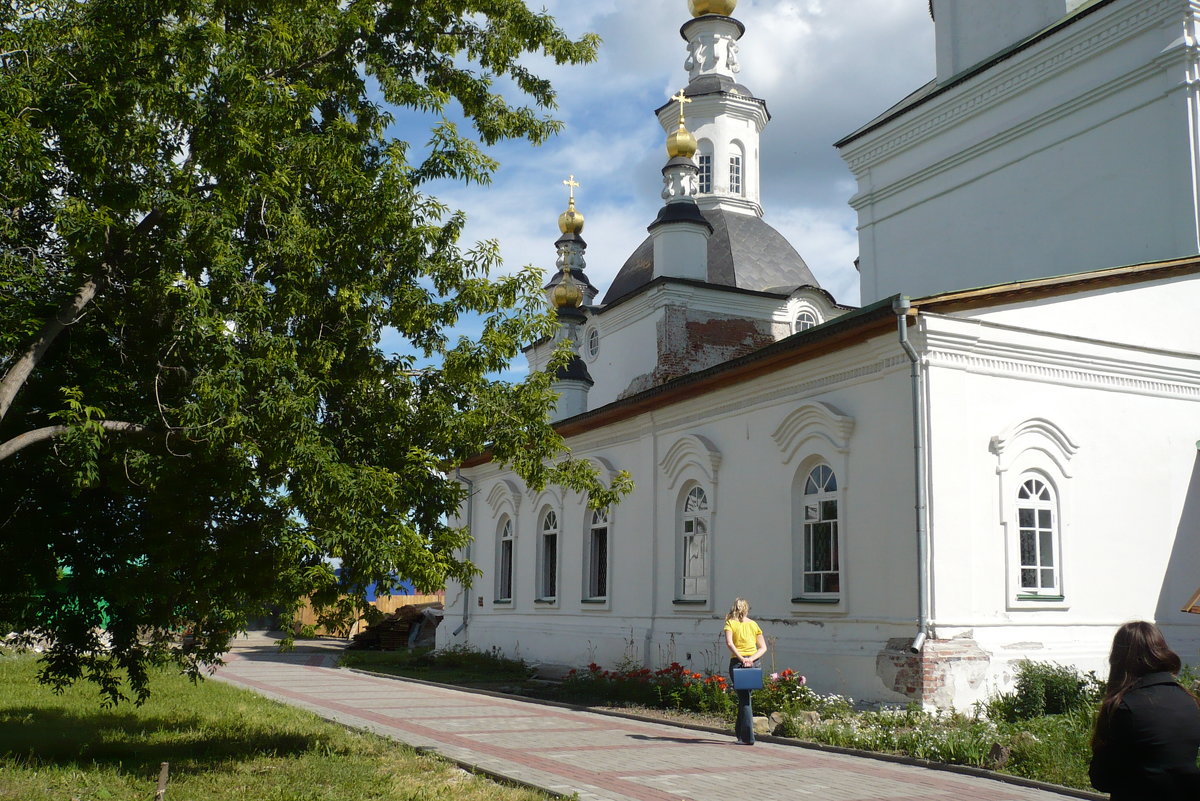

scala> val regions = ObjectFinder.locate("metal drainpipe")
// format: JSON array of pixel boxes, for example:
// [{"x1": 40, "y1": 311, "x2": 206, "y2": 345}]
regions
[
  {"x1": 893, "y1": 296, "x2": 930, "y2": 654},
  {"x1": 452, "y1": 469, "x2": 474, "y2": 637}
]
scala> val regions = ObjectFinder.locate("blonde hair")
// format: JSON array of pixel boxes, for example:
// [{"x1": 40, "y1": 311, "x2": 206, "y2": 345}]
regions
[{"x1": 726, "y1": 598, "x2": 750, "y2": 622}]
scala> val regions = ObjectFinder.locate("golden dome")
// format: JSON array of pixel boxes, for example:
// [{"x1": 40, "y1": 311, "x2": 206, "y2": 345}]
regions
[
  {"x1": 688, "y1": 0, "x2": 736, "y2": 17},
  {"x1": 666, "y1": 123, "x2": 698, "y2": 159},
  {"x1": 550, "y1": 274, "x2": 584, "y2": 308},
  {"x1": 558, "y1": 199, "x2": 585, "y2": 234}
]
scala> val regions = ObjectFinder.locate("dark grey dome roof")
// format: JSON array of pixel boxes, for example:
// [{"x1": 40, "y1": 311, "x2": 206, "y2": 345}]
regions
[{"x1": 600, "y1": 208, "x2": 818, "y2": 304}]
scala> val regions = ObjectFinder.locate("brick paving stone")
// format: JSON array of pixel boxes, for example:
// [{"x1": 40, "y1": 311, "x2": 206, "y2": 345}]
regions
[{"x1": 214, "y1": 648, "x2": 1098, "y2": 801}]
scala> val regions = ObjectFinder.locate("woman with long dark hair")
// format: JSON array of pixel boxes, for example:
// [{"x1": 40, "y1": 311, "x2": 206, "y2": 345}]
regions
[{"x1": 1090, "y1": 621, "x2": 1200, "y2": 799}]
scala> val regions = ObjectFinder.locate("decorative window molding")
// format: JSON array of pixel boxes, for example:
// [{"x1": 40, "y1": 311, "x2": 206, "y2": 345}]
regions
[
  {"x1": 772, "y1": 402, "x2": 855, "y2": 465},
  {"x1": 486, "y1": 479, "x2": 522, "y2": 518},
  {"x1": 659, "y1": 434, "x2": 722, "y2": 489},
  {"x1": 993, "y1": 417, "x2": 1076, "y2": 608},
  {"x1": 990, "y1": 417, "x2": 1080, "y2": 478}
]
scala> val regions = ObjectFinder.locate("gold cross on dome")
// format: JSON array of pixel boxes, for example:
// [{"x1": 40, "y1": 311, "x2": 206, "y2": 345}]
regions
[
  {"x1": 671, "y1": 88, "x2": 692, "y2": 124},
  {"x1": 563, "y1": 174, "x2": 580, "y2": 204}
]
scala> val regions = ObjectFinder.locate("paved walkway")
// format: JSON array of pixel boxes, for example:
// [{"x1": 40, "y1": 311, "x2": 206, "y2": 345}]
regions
[{"x1": 215, "y1": 640, "x2": 1099, "y2": 801}]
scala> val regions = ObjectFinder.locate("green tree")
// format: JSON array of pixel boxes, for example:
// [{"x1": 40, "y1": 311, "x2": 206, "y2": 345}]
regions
[{"x1": 0, "y1": 0, "x2": 629, "y2": 704}]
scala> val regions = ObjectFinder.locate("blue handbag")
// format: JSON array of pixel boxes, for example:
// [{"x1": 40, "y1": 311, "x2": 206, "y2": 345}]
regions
[{"x1": 731, "y1": 666, "x2": 763, "y2": 690}]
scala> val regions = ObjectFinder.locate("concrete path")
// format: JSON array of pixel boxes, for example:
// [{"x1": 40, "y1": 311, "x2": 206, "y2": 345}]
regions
[{"x1": 215, "y1": 640, "x2": 1099, "y2": 801}]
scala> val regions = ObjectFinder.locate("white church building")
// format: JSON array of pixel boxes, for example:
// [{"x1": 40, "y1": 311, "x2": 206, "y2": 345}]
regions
[{"x1": 438, "y1": 0, "x2": 1200, "y2": 707}]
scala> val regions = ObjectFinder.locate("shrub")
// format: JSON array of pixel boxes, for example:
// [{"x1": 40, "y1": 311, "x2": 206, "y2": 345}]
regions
[{"x1": 986, "y1": 660, "x2": 1097, "y2": 722}]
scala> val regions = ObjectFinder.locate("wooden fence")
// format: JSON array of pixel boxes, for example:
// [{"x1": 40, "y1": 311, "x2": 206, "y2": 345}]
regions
[{"x1": 294, "y1": 592, "x2": 445, "y2": 637}]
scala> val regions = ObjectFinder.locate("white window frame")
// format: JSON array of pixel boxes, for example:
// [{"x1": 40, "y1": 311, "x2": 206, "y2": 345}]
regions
[
  {"x1": 1016, "y1": 475, "x2": 1060, "y2": 597},
  {"x1": 585, "y1": 326, "x2": 600, "y2": 360},
  {"x1": 697, "y1": 152, "x2": 713, "y2": 194},
  {"x1": 793, "y1": 309, "x2": 819, "y2": 333},
  {"x1": 536, "y1": 508, "x2": 559, "y2": 603},
  {"x1": 584, "y1": 508, "x2": 610, "y2": 603},
  {"x1": 797, "y1": 463, "x2": 841, "y2": 601},
  {"x1": 678, "y1": 484, "x2": 710, "y2": 601},
  {"x1": 728, "y1": 153, "x2": 743, "y2": 195},
  {"x1": 495, "y1": 516, "x2": 514, "y2": 603}
]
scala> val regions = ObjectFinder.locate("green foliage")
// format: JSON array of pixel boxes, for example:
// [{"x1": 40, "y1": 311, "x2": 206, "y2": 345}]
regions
[
  {"x1": 996, "y1": 705, "x2": 1095, "y2": 790},
  {"x1": 0, "y1": 0, "x2": 629, "y2": 705},
  {"x1": 984, "y1": 660, "x2": 1100, "y2": 722}
]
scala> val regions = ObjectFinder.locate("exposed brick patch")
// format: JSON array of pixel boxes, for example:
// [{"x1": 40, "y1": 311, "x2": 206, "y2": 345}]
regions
[
  {"x1": 620, "y1": 305, "x2": 777, "y2": 398},
  {"x1": 876, "y1": 636, "x2": 991, "y2": 707}
]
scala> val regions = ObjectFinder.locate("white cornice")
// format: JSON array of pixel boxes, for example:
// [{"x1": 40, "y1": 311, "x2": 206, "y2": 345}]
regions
[
  {"x1": 923, "y1": 316, "x2": 1200, "y2": 400},
  {"x1": 841, "y1": 0, "x2": 1174, "y2": 173}
]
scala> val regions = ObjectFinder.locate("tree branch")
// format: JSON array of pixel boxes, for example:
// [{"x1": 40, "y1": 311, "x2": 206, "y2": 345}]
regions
[
  {"x1": 0, "y1": 421, "x2": 152, "y2": 462},
  {"x1": 0, "y1": 208, "x2": 163, "y2": 425}
]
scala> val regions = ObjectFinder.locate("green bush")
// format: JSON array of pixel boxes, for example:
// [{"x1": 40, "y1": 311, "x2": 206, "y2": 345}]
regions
[{"x1": 986, "y1": 660, "x2": 1099, "y2": 722}]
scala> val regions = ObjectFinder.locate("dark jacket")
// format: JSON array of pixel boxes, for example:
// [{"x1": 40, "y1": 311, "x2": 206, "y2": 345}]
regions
[{"x1": 1089, "y1": 672, "x2": 1200, "y2": 800}]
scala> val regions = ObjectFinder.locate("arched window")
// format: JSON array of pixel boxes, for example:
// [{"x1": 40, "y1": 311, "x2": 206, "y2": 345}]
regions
[
  {"x1": 793, "y1": 310, "x2": 818, "y2": 333},
  {"x1": 586, "y1": 508, "x2": 609, "y2": 600},
  {"x1": 496, "y1": 517, "x2": 514, "y2": 602},
  {"x1": 680, "y1": 486, "x2": 710, "y2": 599},
  {"x1": 728, "y1": 153, "x2": 743, "y2": 195},
  {"x1": 1017, "y1": 476, "x2": 1059, "y2": 595},
  {"x1": 800, "y1": 464, "x2": 840, "y2": 597},
  {"x1": 537, "y1": 509, "x2": 559, "y2": 600}
]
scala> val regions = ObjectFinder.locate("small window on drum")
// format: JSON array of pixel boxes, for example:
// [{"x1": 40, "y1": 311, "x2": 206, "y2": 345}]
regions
[
  {"x1": 586, "y1": 327, "x2": 599, "y2": 359},
  {"x1": 794, "y1": 310, "x2": 819, "y2": 333}
]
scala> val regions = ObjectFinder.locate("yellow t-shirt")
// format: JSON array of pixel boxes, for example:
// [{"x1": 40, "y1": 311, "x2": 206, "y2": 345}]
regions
[{"x1": 723, "y1": 618, "x2": 762, "y2": 657}]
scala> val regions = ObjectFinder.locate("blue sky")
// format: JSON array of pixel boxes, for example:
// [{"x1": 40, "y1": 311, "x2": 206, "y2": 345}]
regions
[{"x1": 379, "y1": 1, "x2": 936, "y2": 375}]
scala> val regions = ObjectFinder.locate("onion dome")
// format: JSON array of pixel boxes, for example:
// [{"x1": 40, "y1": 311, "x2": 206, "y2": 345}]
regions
[
  {"x1": 666, "y1": 122, "x2": 698, "y2": 158},
  {"x1": 688, "y1": 0, "x2": 736, "y2": 16},
  {"x1": 558, "y1": 198, "x2": 585, "y2": 235},
  {"x1": 550, "y1": 269, "x2": 584, "y2": 309}
]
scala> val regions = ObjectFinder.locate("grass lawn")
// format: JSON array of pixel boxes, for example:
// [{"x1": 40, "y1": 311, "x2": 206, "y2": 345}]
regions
[{"x1": 0, "y1": 652, "x2": 553, "y2": 801}]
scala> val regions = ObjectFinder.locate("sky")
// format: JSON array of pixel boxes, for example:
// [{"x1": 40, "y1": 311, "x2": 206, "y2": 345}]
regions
[{"x1": 380, "y1": 0, "x2": 937, "y2": 367}]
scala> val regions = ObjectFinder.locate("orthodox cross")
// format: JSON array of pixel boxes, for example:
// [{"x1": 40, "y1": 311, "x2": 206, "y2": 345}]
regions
[
  {"x1": 563, "y1": 174, "x2": 580, "y2": 204},
  {"x1": 671, "y1": 88, "x2": 692, "y2": 124}
]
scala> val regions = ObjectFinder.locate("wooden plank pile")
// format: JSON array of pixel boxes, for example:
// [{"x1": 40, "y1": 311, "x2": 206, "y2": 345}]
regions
[{"x1": 348, "y1": 601, "x2": 444, "y2": 651}]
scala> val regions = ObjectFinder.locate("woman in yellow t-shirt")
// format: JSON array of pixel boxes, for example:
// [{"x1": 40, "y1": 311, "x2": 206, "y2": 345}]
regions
[{"x1": 723, "y1": 597, "x2": 767, "y2": 745}]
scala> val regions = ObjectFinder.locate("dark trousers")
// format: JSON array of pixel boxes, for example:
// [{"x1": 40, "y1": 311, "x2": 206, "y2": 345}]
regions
[{"x1": 729, "y1": 657, "x2": 759, "y2": 744}]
